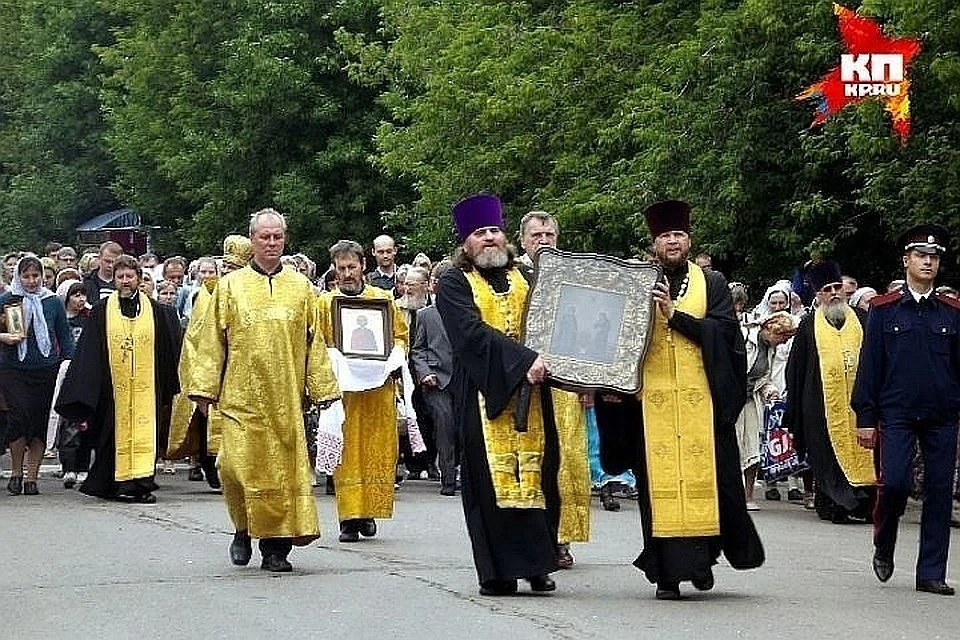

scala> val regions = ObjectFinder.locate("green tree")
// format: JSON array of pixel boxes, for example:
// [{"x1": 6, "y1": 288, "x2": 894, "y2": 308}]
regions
[
  {"x1": 100, "y1": 0, "x2": 410, "y2": 260},
  {"x1": 0, "y1": 0, "x2": 120, "y2": 253}
]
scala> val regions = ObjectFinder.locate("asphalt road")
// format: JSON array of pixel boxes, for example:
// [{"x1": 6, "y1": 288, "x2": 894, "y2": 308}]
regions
[{"x1": 2, "y1": 468, "x2": 959, "y2": 640}]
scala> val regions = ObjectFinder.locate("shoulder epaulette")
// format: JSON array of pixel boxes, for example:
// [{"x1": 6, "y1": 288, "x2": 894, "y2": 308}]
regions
[
  {"x1": 936, "y1": 292, "x2": 960, "y2": 311},
  {"x1": 870, "y1": 290, "x2": 902, "y2": 308}
]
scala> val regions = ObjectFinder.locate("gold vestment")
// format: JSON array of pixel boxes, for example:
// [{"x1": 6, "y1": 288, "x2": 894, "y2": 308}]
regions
[
  {"x1": 465, "y1": 268, "x2": 546, "y2": 509},
  {"x1": 814, "y1": 306, "x2": 875, "y2": 486},
  {"x1": 552, "y1": 388, "x2": 591, "y2": 543},
  {"x1": 318, "y1": 286, "x2": 408, "y2": 521},
  {"x1": 168, "y1": 284, "x2": 216, "y2": 458},
  {"x1": 641, "y1": 262, "x2": 720, "y2": 537},
  {"x1": 189, "y1": 266, "x2": 339, "y2": 544},
  {"x1": 105, "y1": 292, "x2": 157, "y2": 482}
]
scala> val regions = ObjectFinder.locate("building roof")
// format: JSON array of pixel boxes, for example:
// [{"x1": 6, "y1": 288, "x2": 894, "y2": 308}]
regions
[{"x1": 76, "y1": 208, "x2": 140, "y2": 232}]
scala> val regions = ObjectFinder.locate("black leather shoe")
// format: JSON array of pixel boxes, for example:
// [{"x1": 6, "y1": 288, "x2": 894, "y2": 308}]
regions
[
  {"x1": 261, "y1": 554, "x2": 293, "y2": 573},
  {"x1": 134, "y1": 493, "x2": 156, "y2": 504},
  {"x1": 764, "y1": 487, "x2": 781, "y2": 501},
  {"x1": 440, "y1": 486, "x2": 456, "y2": 496},
  {"x1": 7, "y1": 476, "x2": 23, "y2": 496},
  {"x1": 339, "y1": 521, "x2": 360, "y2": 542},
  {"x1": 22, "y1": 480, "x2": 39, "y2": 495},
  {"x1": 230, "y1": 531, "x2": 252, "y2": 566},
  {"x1": 692, "y1": 570, "x2": 714, "y2": 591},
  {"x1": 916, "y1": 580, "x2": 955, "y2": 595},
  {"x1": 479, "y1": 579, "x2": 518, "y2": 596},
  {"x1": 187, "y1": 467, "x2": 204, "y2": 481},
  {"x1": 325, "y1": 475, "x2": 335, "y2": 495},
  {"x1": 359, "y1": 518, "x2": 377, "y2": 538},
  {"x1": 527, "y1": 574, "x2": 556, "y2": 592},
  {"x1": 600, "y1": 485, "x2": 620, "y2": 512},
  {"x1": 656, "y1": 582, "x2": 681, "y2": 600},
  {"x1": 872, "y1": 551, "x2": 894, "y2": 583}
]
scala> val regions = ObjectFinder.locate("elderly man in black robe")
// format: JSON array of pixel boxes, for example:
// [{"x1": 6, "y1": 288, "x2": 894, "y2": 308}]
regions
[
  {"x1": 436, "y1": 193, "x2": 560, "y2": 596},
  {"x1": 595, "y1": 200, "x2": 764, "y2": 600},
  {"x1": 783, "y1": 260, "x2": 875, "y2": 524}
]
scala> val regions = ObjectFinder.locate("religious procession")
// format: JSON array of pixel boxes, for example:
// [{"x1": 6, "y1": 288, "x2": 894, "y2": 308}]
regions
[{"x1": 1, "y1": 195, "x2": 958, "y2": 604}]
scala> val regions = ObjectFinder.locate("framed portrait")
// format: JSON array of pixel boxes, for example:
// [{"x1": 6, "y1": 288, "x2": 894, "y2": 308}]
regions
[
  {"x1": 522, "y1": 247, "x2": 661, "y2": 394},
  {"x1": 3, "y1": 302, "x2": 26, "y2": 339},
  {"x1": 333, "y1": 296, "x2": 393, "y2": 360}
]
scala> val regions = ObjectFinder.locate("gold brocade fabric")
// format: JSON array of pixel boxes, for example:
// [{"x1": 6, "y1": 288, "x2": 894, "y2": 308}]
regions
[
  {"x1": 814, "y1": 306, "x2": 875, "y2": 486},
  {"x1": 188, "y1": 266, "x2": 339, "y2": 543},
  {"x1": 641, "y1": 262, "x2": 720, "y2": 538},
  {"x1": 552, "y1": 388, "x2": 591, "y2": 543},
  {"x1": 168, "y1": 285, "x2": 214, "y2": 458},
  {"x1": 105, "y1": 292, "x2": 157, "y2": 482},
  {"x1": 317, "y1": 286, "x2": 409, "y2": 521},
  {"x1": 465, "y1": 268, "x2": 546, "y2": 509}
]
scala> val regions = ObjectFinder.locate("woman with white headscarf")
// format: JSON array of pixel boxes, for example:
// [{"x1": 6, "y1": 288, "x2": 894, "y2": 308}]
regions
[{"x1": 0, "y1": 255, "x2": 74, "y2": 495}]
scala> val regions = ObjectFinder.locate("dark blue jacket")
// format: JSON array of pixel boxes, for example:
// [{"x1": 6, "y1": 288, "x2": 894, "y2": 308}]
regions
[
  {"x1": 852, "y1": 287, "x2": 960, "y2": 427},
  {"x1": 0, "y1": 291, "x2": 74, "y2": 370}
]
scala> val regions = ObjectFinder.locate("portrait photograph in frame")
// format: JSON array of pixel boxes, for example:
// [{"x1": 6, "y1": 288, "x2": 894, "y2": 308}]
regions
[
  {"x1": 333, "y1": 296, "x2": 392, "y2": 360},
  {"x1": 522, "y1": 247, "x2": 661, "y2": 394},
  {"x1": 3, "y1": 301, "x2": 26, "y2": 339}
]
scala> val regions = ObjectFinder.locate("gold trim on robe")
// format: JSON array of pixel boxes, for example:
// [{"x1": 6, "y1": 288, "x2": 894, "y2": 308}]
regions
[
  {"x1": 641, "y1": 262, "x2": 720, "y2": 537},
  {"x1": 553, "y1": 388, "x2": 591, "y2": 543},
  {"x1": 465, "y1": 268, "x2": 546, "y2": 509},
  {"x1": 106, "y1": 292, "x2": 157, "y2": 482},
  {"x1": 814, "y1": 306, "x2": 875, "y2": 487},
  {"x1": 318, "y1": 286, "x2": 409, "y2": 521}
]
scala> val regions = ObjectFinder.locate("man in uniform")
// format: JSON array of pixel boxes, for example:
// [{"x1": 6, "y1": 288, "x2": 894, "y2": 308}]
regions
[
  {"x1": 189, "y1": 209, "x2": 340, "y2": 572},
  {"x1": 783, "y1": 260, "x2": 875, "y2": 523},
  {"x1": 436, "y1": 193, "x2": 559, "y2": 596},
  {"x1": 853, "y1": 224, "x2": 960, "y2": 596},
  {"x1": 595, "y1": 200, "x2": 764, "y2": 600},
  {"x1": 318, "y1": 240, "x2": 408, "y2": 543}
]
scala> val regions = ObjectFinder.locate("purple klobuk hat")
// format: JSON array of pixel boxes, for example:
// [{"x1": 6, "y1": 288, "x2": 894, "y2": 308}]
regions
[{"x1": 452, "y1": 193, "x2": 505, "y2": 243}]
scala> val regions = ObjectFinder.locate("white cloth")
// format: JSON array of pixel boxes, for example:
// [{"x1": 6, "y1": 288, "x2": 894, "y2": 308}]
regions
[
  {"x1": 325, "y1": 346, "x2": 425, "y2": 454},
  {"x1": 45, "y1": 358, "x2": 71, "y2": 450},
  {"x1": 315, "y1": 400, "x2": 346, "y2": 475}
]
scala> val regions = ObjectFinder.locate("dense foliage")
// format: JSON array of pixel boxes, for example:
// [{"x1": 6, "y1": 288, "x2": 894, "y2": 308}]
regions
[{"x1": 1, "y1": 0, "x2": 958, "y2": 290}]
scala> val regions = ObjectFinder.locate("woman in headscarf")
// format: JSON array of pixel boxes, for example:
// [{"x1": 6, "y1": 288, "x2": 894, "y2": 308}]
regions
[{"x1": 0, "y1": 255, "x2": 74, "y2": 495}]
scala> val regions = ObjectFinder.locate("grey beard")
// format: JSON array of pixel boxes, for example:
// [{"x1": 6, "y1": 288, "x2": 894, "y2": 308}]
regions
[
  {"x1": 823, "y1": 300, "x2": 847, "y2": 328},
  {"x1": 405, "y1": 294, "x2": 427, "y2": 310},
  {"x1": 339, "y1": 280, "x2": 363, "y2": 294},
  {"x1": 473, "y1": 246, "x2": 509, "y2": 269}
]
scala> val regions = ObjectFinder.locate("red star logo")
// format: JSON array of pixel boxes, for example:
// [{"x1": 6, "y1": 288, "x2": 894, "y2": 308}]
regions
[{"x1": 797, "y1": 4, "x2": 921, "y2": 141}]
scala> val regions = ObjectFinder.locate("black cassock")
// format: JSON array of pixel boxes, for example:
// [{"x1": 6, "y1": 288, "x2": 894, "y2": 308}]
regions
[
  {"x1": 783, "y1": 309, "x2": 875, "y2": 521},
  {"x1": 595, "y1": 264, "x2": 764, "y2": 586},
  {"x1": 56, "y1": 296, "x2": 181, "y2": 499},
  {"x1": 436, "y1": 266, "x2": 560, "y2": 585}
]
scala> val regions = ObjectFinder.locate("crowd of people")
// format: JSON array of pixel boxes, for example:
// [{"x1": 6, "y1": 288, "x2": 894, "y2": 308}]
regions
[{"x1": 0, "y1": 201, "x2": 957, "y2": 598}]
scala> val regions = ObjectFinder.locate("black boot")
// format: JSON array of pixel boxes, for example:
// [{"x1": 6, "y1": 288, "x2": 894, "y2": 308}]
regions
[{"x1": 230, "y1": 530, "x2": 252, "y2": 566}]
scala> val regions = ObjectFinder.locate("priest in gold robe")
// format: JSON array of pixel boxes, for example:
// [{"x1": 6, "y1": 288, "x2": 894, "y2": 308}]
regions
[
  {"x1": 783, "y1": 260, "x2": 875, "y2": 523},
  {"x1": 595, "y1": 200, "x2": 764, "y2": 600},
  {"x1": 167, "y1": 236, "x2": 253, "y2": 485},
  {"x1": 189, "y1": 209, "x2": 340, "y2": 573},
  {"x1": 316, "y1": 239, "x2": 408, "y2": 543},
  {"x1": 436, "y1": 193, "x2": 560, "y2": 596},
  {"x1": 56, "y1": 255, "x2": 181, "y2": 504}
]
